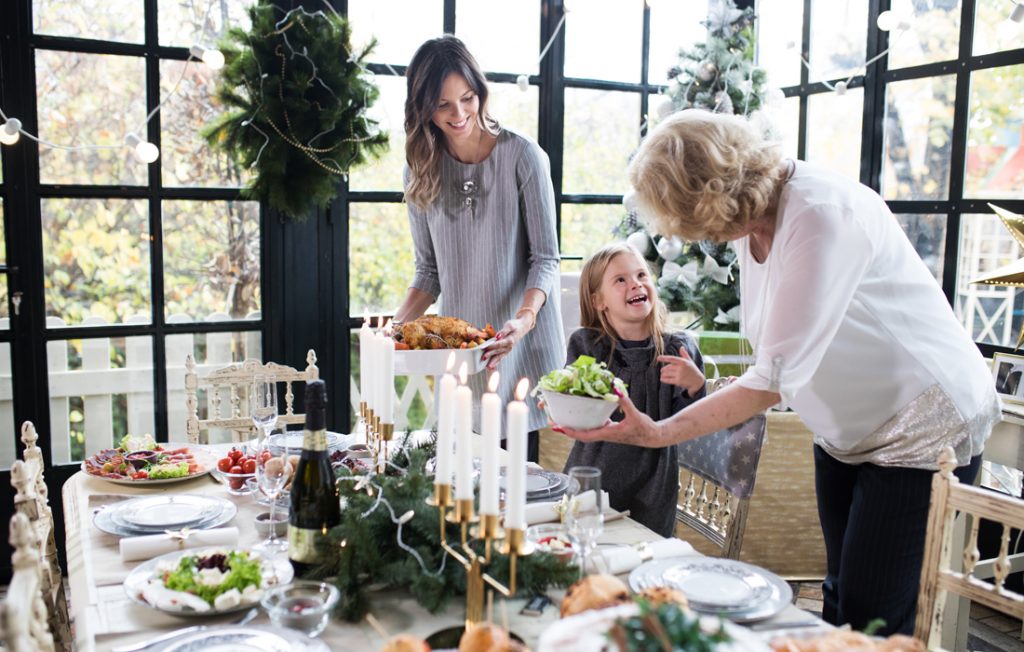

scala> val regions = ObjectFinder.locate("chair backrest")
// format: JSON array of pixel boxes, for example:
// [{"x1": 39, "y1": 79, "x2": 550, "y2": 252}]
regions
[
  {"x1": 11, "y1": 422, "x2": 70, "y2": 650},
  {"x1": 185, "y1": 350, "x2": 319, "y2": 444},
  {"x1": 914, "y1": 446, "x2": 1024, "y2": 649},
  {"x1": 674, "y1": 393, "x2": 768, "y2": 559},
  {"x1": 2, "y1": 513, "x2": 56, "y2": 652}
]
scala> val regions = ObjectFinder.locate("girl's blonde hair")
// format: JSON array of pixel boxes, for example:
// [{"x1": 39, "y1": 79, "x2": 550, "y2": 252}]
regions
[
  {"x1": 404, "y1": 36, "x2": 500, "y2": 211},
  {"x1": 579, "y1": 243, "x2": 668, "y2": 361},
  {"x1": 627, "y1": 110, "x2": 783, "y2": 242}
]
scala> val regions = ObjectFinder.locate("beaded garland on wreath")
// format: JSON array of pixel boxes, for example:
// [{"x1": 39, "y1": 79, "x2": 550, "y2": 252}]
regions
[{"x1": 203, "y1": 1, "x2": 389, "y2": 220}]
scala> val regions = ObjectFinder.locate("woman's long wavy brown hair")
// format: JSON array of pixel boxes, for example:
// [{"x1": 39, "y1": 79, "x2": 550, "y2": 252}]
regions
[{"x1": 404, "y1": 36, "x2": 499, "y2": 210}]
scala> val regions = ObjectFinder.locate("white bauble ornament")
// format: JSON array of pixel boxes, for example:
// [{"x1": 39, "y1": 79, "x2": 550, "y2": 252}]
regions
[
  {"x1": 833, "y1": 81, "x2": 848, "y2": 96},
  {"x1": 626, "y1": 231, "x2": 651, "y2": 256},
  {"x1": 623, "y1": 189, "x2": 639, "y2": 213},
  {"x1": 656, "y1": 96, "x2": 674, "y2": 119},
  {"x1": 714, "y1": 91, "x2": 733, "y2": 114},
  {"x1": 656, "y1": 236, "x2": 684, "y2": 262},
  {"x1": 698, "y1": 61, "x2": 717, "y2": 81},
  {"x1": 516, "y1": 74, "x2": 530, "y2": 92}
]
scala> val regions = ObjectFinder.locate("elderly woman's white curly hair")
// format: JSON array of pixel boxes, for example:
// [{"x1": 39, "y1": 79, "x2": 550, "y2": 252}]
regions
[{"x1": 627, "y1": 110, "x2": 783, "y2": 243}]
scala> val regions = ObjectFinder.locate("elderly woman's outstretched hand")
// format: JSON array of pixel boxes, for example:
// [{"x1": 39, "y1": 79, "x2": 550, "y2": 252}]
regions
[{"x1": 550, "y1": 389, "x2": 664, "y2": 448}]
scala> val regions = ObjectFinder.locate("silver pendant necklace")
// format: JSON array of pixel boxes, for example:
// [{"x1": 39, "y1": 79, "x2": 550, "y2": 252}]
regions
[{"x1": 453, "y1": 129, "x2": 485, "y2": 218}]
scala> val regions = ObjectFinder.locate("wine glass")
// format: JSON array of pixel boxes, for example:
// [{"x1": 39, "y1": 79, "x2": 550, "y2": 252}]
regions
[
  {"x1": 253, "y1": 440, "x2": 293, "y2": 555},
  {"x1": 250, "y1": 377, "x2": 279, "y2": 444},
  {"x1": 564, "y1": 466, "x2": 604, "y2": 578}
]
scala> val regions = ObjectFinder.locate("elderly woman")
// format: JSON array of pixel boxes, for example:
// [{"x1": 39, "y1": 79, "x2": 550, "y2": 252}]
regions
[{"x1": 557, "y1": 110, "x2": 999, "y2": 635}]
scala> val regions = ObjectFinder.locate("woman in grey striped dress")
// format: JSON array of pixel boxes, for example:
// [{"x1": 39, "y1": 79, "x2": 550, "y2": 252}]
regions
[{"x1": 393, "y1": 36, "x2": 564, "y2": 457}]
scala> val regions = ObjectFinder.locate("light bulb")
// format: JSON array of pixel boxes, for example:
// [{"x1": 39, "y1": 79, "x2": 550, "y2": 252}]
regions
[
  {"x1": 190, "y1": 44, "x2": 225, "y2": 70},
  {"x1": 833, "y1": 81, "x2": 848, "y2": 96},
  {"x1": 0, "y1": 118, "x2": 21, "y2": 145},
  {"x1": 125, "y1": 133, "x2": 160, "y2": 163},
  {"x1": 1012, "y1": 2, "x2": 1024, "y2": 23},
  {"x1": 516, "y1": 74, "x2": 529, "y2": 92}
]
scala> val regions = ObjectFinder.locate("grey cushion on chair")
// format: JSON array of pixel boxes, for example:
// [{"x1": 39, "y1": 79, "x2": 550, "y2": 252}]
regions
[{"x1": 675, "y1": 414, "x2": 767, "y2": 499}]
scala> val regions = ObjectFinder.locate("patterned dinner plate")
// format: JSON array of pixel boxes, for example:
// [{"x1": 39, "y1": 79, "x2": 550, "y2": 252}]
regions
[
  {"x1": 94, "y1": 496, "x2": 236, "y2": 537},
  {"x1": 113, "y1": 494, "x2": 227, "y2": 531},
  {"x1": 628, "y1": 557, "x2": 792, "y2": 622}
]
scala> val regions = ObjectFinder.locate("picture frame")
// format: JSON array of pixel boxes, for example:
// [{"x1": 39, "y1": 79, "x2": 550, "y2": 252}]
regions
[{"x1": 992, "y1": 352, "x2": 1024, "y2": 407}]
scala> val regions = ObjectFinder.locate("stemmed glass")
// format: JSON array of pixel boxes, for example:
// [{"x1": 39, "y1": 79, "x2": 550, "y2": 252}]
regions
[
  {"x1": 250, "y1": 377, "x2": 279, "y2": 445},
  {"x1": 565, "y1": 466, "x2": 604, "y2": 578},
  {"x1": 253, "y1": 440, "x2": 293, "y2": 556}
]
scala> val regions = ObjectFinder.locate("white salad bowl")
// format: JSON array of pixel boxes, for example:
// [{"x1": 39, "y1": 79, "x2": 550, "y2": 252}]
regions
[{"x1": 539, "y1": 389, "x2": 619, "y2": 430}]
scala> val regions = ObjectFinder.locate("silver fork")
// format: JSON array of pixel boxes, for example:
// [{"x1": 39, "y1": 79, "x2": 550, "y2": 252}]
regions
[{"x1": 110, "y1": 607, "x2": 259, "y2": 652}]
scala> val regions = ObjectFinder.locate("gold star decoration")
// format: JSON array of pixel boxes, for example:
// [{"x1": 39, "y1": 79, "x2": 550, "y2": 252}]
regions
[{"x1": 971, "y1": 204, "x2": 1024, "y2": 349}]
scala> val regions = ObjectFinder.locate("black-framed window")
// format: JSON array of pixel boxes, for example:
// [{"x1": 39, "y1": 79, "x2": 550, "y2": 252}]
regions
[{"x1": 756, "y1": 0, "x2": 1024, "y2": 356}]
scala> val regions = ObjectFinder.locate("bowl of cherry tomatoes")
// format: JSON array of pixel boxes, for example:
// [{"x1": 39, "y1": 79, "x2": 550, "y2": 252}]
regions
[{"x1": 213, "y1": 447, "x2": 258, "y2": 495}]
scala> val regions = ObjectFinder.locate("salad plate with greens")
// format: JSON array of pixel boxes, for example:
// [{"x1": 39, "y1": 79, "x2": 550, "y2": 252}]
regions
[
  {"x1": 124, "y1": 547, "x2": 293, "y2": 616},
  {"x1": 534, "y1": 356, "x2": 628, "y2": 430},
  {"x1": 82, "y1": 434, "x2": 214, "y2": 485}
]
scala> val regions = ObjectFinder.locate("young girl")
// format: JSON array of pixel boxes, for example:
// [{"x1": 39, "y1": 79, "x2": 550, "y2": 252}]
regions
[{"x1": 556, "y1": 242, "x2": 706, "y2": 537}]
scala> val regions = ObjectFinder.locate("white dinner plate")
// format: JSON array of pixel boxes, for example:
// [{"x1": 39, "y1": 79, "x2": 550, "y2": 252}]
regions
[
  {"x1": 145, "y1": 625, "x2": 329, "y2": 651},
  {"x1": 95, "y1": 498, "x2": 236, "y2": 538},
  {"x1": 112, "y1": 495, "x2": 228, "y2": 531},
  {"x1": 628, "y1": 557, "x2": 793, "y2": 622},
  {"x1": 81, "y1": 444, "x2": 217, "y2": 486},
  {"x1": 124, "y1": 547, "x2": 293, "y2": 616}
]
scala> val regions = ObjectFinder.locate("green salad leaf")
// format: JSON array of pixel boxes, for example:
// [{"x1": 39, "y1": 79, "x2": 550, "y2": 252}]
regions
[
  {"x1": 534, "y1": 355, "x2": 627, "y2": 401},
  {"x1": 147, "y1": 462, "x2": 189, "y2": 479},
  {"x1": 162, "y1": 551, "x2": 262, "y2": 606},
  {"x1": 119, "y1": 433, "x2": 157, "y2": 452}
]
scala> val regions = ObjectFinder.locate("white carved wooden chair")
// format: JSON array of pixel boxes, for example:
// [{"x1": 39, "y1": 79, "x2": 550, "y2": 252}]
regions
[
  {"x1": 1, "y1": 512, "x2": 57, "y2": 652},
  {"x1": 914, "y1": 446, "x2": 1024, "y2": 650},
  {"x1": 10, "y1": 422, "x2": 70, "y2": 650},
  {"x1": 185, "y1": 350, "x2": 319, "y2": 444},
  {"x1": 674, "y1": 380, "x2": 767, "y2": 559}
]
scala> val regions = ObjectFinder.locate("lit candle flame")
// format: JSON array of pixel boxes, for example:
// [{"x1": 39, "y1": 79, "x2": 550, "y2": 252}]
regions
[
  {"x1": 458, "y1": 362, "x2": 469, "y2": 385},
  {"x1": 488, "y1": 371, "x2": 500, "y2": 393},
  {"x1": 446, "y1": 352, "x2": 456, "y2": 373},
  {"x1": 515, "y1": 378, "x2": 530, "y2": 401}
]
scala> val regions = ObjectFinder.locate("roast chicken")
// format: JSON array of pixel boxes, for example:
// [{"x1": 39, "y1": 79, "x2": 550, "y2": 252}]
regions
[{"x1": 391, "y1": 316, "x2": 495, "y2": 350}]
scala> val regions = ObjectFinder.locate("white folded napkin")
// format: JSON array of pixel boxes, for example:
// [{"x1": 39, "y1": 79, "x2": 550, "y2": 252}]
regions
[
  {"x1": 523, "y1": 490, "x2": 610, "y2": 526},
  {"x1": 119, "y1": 527, "x2": 240, "y2": 562},
  {"x1": 586, "y1": 537, "x2": 696, "y2": 575}
]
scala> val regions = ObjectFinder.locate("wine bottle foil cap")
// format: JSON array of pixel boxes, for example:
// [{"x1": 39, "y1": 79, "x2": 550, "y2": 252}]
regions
[{"x1": 304, "y1": 379, "x2": 328, "y2": 410}]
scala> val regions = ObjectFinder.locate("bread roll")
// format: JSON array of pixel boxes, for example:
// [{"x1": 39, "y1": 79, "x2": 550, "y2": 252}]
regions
[
  {"x1": 458, "y1": 623, "x2": 510, "y2": 652},
  {"x1": 381, "y1": 634, "x2": 430, "y2": 652},
  {"x1": 635, "y1": 585, "x2": 689, "y2": 609},
  {"x1": 560, "y1": 574, "x2": 630, "y2": 617}
]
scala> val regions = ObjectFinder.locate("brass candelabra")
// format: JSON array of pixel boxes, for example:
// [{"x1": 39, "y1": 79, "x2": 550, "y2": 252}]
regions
[{"x1": 360, "y1": 402, "x2": 394, "y2": 474}]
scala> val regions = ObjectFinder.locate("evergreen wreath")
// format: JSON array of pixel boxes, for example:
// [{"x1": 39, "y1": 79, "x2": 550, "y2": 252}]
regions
[
  {"x1": 308, "y1": 436, "x2": 578, "y2": 622},
  {"x1": 203, "y1": 2, "x2": 388, "y2": 220}
]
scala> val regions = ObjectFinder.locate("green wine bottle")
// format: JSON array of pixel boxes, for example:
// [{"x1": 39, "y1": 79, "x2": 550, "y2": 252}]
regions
[{"x1": 288, "y1": 380, "x2": 340, "y2": 575}]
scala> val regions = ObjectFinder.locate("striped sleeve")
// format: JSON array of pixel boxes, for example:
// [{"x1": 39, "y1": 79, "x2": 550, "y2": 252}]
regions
[
  {"x1": 515, "y1": 140, "x2": 560, "y2": 299},
  {"x1": 405, "y1": 166, "x2": 442, "y2": 299}
]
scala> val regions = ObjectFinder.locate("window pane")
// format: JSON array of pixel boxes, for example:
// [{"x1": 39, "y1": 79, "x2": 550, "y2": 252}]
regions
[
  {"x1": 47, "y1": 335, "x2": 155, "y2": 465},
  {"x1": 771, "y1": 96, "x2": 801, "y2": 161},
  {"x1": 887, "y1": 0, "x2": 960, "y2": 69},
  {"x1": 805, "y1": 88, "x2": 862, "y2": 182},
  {"x1": 33, "y1": 0, "x2": 143, "y2": 42},
  {"x1": 349, "y1": 203, "x2": 415, "y2": 314},
  {"x1": 757, "y1": 0, "x2": 804, "y2": 88},
  {"x1": 965, "y1": 64, "x2": 1024, "y2": 200},
  {"x1": 564, "y1": 0, "x2": 642, "y2": 83},
  {"x1": 956, "y1": 213, "x2": 1024, "y2": 347},
  {"x1": 166, "y1": 330, "x2": 261, "y2": 441},
  {"x1": 159, "y1": 0, "x2": 254, "y2": 47},
  {"x1": 42, "y1": 198, "x2": 151, "y2": 327},
  {"x1": 561, "y1": 204, "x2": 623, "y2": 262},
  {"x1": 649, "y1": 3, "x2": 706, "y2": 86},
  {"x1": 973, "y1": 0, "x2": 1024, "y2": 56},
  {"x1": 456, "y1": 0, "x2": 539, "y2": 75},
  {"x1": 36, "y1": 51, "x2": 148, "y2": 185},
  {"x1": 882, "y1": 74, "x2": 956, "y2": 200},
  {"x1": 489, "y1": 82, "x2": 539, "y2": 142},
  {"x1": 160, "y1": 59, "x2": 249, "y2": 188},
  {"x1": 894, "y1": 213, "x2": 946, "y2": 283},
  {"x1": 349, "y1": 75, "x2": 406, "y2": 192},
  {"x1": 808, "y1": 0, "x2": 867, "y2": 81},
  {"x1": 349, "y1": 0, "x2": 443, "y2": 66},
  {"x1": 0, "y1": 342, "x2": 14, "y2": 470},
  {"x1": 563, "y1": 89, "x2": 640, "y2": 194},
  {"x1": 163, "y1": 200, "x2": 261, "y2": 322}
]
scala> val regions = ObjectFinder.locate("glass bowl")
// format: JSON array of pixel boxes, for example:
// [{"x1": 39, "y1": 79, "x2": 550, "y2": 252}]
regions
[
  {"x1": 261, "y1": 580, "x2": 340, "y2": 637},
  {"x1": 245, "y1": 477, "x2": 290, "y2": 509},
  {"x1": 211, "y1": 467, "x2": 256, "y2": 496},
  {"x1": 526, "y1": 523, "x2": 574, "y2": 561}
]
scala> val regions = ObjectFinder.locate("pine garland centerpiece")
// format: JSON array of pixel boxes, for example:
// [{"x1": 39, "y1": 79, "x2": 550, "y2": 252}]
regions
[
  {"x1": 204, "y1": 2, "x2": 388, "y2": 220},
  {"x1": 311, "y1": 437, "x2": 578, "y2": 622}
]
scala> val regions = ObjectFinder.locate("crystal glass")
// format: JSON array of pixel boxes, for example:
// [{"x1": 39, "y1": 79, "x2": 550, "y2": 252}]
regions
[
  {"x1": 254, "y1": 440, "x2": 293, "y2": 555},
  {"x1": 250, "y1": 377, "x2": 279, "y2": 443},
  {"x1": 565, "y1": 466, "x2": 604, "y2": 578}
]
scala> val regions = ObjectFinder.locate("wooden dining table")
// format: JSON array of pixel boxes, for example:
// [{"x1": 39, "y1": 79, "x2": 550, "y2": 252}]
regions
[{"x1": 62, "y1": 439, "x2": 828, "y2": 651}]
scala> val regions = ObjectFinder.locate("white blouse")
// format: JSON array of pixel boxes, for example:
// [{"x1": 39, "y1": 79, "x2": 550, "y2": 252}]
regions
[{"x1": 734, "y1": 161, "x2": 997, "y2": 456}]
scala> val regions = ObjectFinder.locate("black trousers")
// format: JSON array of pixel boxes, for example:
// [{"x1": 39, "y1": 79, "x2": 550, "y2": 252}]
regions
[
  {"x1": 501, "y1": 430, "x2": 540, "y2": 463},
  {"x1": 814, "y1": 444, "x2": 981, "y2": 635}
]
